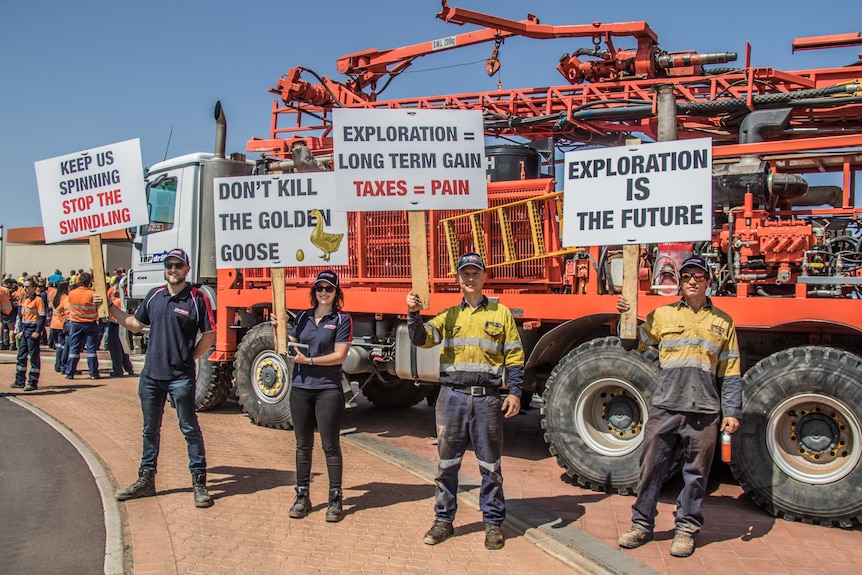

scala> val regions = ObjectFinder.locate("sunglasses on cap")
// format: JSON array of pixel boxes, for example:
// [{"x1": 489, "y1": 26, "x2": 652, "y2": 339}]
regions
[
  {"x1": 680, "y1": 272, "x2": 707, "y2": 283},
  {"x1": 164, "y1": 261, "x2": 186, "y2": 270},
  {"x1": 314, "y1": 284, "x2": 336, "y2": 293}
]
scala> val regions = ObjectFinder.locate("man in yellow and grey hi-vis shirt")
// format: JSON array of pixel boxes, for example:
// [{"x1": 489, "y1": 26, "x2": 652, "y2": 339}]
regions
[
  {"x1": 406, "y1": 252, "x2": 524, "y2": 552},
  {"x1": 616, "y1": 255, "x2": 741, "y2": 558}
]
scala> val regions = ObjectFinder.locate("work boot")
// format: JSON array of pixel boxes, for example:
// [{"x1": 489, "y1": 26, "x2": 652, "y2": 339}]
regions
[
  {"x1": 24, "y1": 383, "x2": 38, "y2": 391},
  {"x1": 289, "y1": 486, "x2": 311, "y2": 519},
  {"x1": 192, "y1": 471, "x2": 213, "y2": 508},
  {"x1": 10, "y1": 381, "x2": 25, "y2": 389},
  {"x1": 325, "y1": 488, "x2": 343, "y2": 522},
  {"x1": 484, "y1": 523, "x2": 505, "y2": 550},
  {"x1": 669, "y1": 531, "x2": 696, "y2": 557},
  {"x1": 423, "y1": 520, "x2": 454, "y2": 545},
  {"x1": 115, "y1": 470, "x2": 156, "y2": 501},
  {"x1": 618, "y1": 523, "x2": 652, "y2": 549}
]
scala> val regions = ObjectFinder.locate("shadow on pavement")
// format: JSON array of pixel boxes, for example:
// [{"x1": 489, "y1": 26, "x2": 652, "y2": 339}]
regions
[
  {"x1": 204, "y1": 465, "x2": 298, "y2": 499},
  {"x1": 340, "y1": 481, "x2": 433, "y2": 518},
  {"x1": 1, "y1": 383, "x2": 104, "y2": 398}
]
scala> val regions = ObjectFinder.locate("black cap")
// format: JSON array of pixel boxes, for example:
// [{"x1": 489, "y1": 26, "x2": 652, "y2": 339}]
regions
[
  {"x1": 165, "y1": 248, "x2": 190, "y2": 266},
  {"x1": 680, "y1": 256, "x2": 709, "y2": 275},
  {"x1": 315, "y1": 270, "x2": 339, "y2": 287},
  {"x1": 457, "y1": 252, "x2": 485, "y2": 271}
]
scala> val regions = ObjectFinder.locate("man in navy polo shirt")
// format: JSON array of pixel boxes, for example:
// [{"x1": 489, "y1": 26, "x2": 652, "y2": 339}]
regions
[{"x1": 98, "y1": 248, "x2": 217, "y2": 508}]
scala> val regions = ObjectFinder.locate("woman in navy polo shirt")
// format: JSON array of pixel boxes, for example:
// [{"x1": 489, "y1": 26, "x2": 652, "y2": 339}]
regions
[{"x1": 287, "y1": 270, "x2": 353, "y2": 522}]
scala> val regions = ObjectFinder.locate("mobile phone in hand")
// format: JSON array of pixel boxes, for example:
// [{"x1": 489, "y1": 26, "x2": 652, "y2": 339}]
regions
[{"x1": 286, "y1": 341, "x2": 309, "y2": 357}]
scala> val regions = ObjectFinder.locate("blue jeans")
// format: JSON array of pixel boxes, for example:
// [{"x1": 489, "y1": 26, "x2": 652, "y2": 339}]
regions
[
  {"x1": 138, "y1": 374, "x2": 206, "y2": 473},
  {"x1": 66, "y1": 322, "x2": 100, "y2": 378},
  {"x1": 632, "y1": 406, "x2": 720, "y2": 535},
  {"x1": 433, "y1": 386, "x2": 506, "y2": 525}
]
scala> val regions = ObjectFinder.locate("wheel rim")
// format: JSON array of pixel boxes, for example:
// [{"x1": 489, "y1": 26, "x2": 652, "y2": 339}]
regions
[
  {"x1": 766, "y1": 393, "x2": 862, "y2": 485},
  {"x1": 574, "y1": 377, "x2": 648, "y2": 456},
  {"x1": 251, "y1": 350, "x2": 291, "y2": 404}
]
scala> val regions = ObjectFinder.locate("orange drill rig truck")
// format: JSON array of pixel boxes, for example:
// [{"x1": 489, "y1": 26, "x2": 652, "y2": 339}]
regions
[{"x1": 126, "y1": 3, "x2": 862, "y2": 526}]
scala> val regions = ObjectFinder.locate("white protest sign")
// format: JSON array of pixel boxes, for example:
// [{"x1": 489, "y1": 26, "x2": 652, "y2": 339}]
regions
[
  {"x1": 34, "y1": 139, "x2": 148, "y2": 244},
  {"x1": 213, "y1": 173, "x2": 348, "y2": 268},
  {"x1": 332, "y1": 108, "x2": 488, "y2": 211},
  {"x1": 562, "y1": 138, "x2": 713, "y2": 246}
]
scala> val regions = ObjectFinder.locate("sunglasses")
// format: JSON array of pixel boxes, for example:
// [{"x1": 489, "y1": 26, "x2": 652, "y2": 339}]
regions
[
  {"x1": 164, "y1": 261, "x2": 186, "y2": 270},
  {"x1": 314, "y1": 284, "x2": 336, "y2": 293},
  {"x1": 680, "y1": 272, "x2": 707, "y2": 283}
]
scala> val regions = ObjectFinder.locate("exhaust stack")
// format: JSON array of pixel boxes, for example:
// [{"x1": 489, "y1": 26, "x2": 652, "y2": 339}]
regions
[{"x1": 214, "y1": 101, "x2": 226, "y2": 159}]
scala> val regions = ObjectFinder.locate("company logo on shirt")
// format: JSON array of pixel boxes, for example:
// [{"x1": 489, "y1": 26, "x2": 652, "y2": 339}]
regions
[
  {"x1": 173, "y1": 307, "x2": 190, "y2": 317},
  {"x1": 324, "y1": 324, "x2": 336, "y2": 330}
]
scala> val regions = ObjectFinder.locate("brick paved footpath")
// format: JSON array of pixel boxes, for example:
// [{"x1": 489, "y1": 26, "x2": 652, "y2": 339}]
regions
[
  {"x1": 3, "y1": 356, "x2": 862, "y2": 575},
  {"x1": 1, "y1": 361, "x2": 571, "y2": 575}
]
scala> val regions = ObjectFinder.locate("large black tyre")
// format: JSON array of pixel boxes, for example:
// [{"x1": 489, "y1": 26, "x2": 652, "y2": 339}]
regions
[
  {"x1": 541, "y1": 337, "x2": 660, "y2": 494},
  {"x1": 730, "y1": 346, "x2": 862, "y2": 527},
  {"x1": 361, "y1": 377, "x2": 430, "y2": 409},
  {"x1": 194, "y1": 352, "x2": 231, "y2": 411},
  {"x1": 234, "y1": 324, "x2": 293, "y2": 429}
]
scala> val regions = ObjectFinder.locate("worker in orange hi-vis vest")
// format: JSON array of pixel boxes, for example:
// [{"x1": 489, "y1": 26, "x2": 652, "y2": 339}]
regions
[
  {"x1": 106, "y1": 286, "x2": 134, "y2": 378},
  {"x1": 50, "y1": 281, "x2": 71, "y2": 374},
  {"x1": 65, "y1": 272, "x2": 101, "y2": 380},
  {"x1": 0, "y1": 280, "x2": 14, "y2": 350},
  {"x1": 11, "y1": 279, "x2": 46, "y2": 391}
]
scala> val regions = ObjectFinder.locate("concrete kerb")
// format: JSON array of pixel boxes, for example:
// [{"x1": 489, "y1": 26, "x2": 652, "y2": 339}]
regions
[
  {"x1": 9, "y1": 397, "x2": 125, "y2": 575},
  {"x1": 341, "y1": 431, "x2": 660, "y2": 575}
]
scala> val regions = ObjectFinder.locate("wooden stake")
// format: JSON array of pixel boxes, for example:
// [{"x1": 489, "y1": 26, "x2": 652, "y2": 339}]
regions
[
  {"x1": 619, "y1": 138, "x2": 642, "y2": 342},
  {"x1": 270, "y1": 267, "x2": 288, "y2": 355},
  {"x1": 408, "y1": 211, "x2": 430, "y2": 310},
  {"x1": 89, "y1": 235, "x2": 109, "y2": 319},
  {"x1": 619, "y1": 244, "x2": 640, "y2": 341}
]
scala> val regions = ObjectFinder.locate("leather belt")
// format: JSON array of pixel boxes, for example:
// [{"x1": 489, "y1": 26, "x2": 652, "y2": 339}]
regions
[{"x1": 446, "y1": 385, "x2": 498, "y2": 397}]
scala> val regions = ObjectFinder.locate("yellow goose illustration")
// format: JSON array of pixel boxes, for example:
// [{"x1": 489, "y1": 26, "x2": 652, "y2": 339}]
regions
[{"x1": 309, "y1": 209, "x2": 343, "y2": 262}]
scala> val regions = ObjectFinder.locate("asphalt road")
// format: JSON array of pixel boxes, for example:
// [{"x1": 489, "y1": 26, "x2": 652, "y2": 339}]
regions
[{"x1": 0, "y1": 396, "x2": 105, "y2": 575}]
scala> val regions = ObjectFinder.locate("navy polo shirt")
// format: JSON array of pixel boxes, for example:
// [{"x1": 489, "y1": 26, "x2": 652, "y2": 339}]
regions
[
  {"x1": 289, "y1": 308, "x2": 352, "y2": 390},
  {"x1": 135, "y1": 284, "x2": 215, "y2": 380}
]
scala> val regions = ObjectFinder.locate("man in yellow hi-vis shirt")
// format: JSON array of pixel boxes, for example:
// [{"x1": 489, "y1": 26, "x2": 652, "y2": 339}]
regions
[
  {"x1": 616, "y1": 256, "x2": 742, "y2": 558},
  {"x1": 407, "y1": 252, "x2": 524, "y2": 551}
]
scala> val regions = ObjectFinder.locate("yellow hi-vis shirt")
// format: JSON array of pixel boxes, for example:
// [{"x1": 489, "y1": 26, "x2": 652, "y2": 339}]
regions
[
  {"x1": 408, "y1": 295, "x2": 525, "y2": 397},
  {"x1": 638, "y1": 297, "x2": 742, "y2": 417}
]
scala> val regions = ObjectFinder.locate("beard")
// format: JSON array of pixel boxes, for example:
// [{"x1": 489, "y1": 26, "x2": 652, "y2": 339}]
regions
[{"x1": 164, "y1": 271, "x2": 187, "y2": 285}]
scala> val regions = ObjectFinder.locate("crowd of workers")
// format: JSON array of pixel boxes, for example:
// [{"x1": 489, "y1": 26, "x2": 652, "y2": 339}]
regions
[
  {"x1": 1, "y1": 267, "x2": 133, "y2": 390},
  {"x1": 2, "y1": 251, "x2": 741, "y2": 558}
]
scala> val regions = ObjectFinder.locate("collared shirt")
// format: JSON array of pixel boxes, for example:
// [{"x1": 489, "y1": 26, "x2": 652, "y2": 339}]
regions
[
  {"x1": 50, "y1": 294, "x2": 70, "y2": 330},
  {"x1": 68, "y1": 286, "x2": 98, "y2": 323},
  {"x1": 18, "y1": 293, "x2": 46, "y2": 332},
  {"x1": 637, "y1": 297, "x2": 742, "y2": 418},
  {"x1": 289, "y1": 308, "x2": 353, "y2": 390},
  {"x1": 135, "y1": 284, "x2": 215, "y2": 380},
  {"x1": 408, "y1": 295, "x2": 524, "y2": 397}
]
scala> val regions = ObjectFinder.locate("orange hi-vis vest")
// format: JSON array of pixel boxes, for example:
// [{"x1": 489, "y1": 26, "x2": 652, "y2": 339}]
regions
[
  {"x1": 68, "y1": 286, "x2": 98, "y2": 323},
  {"x1": 19, "y1": 294, "x2": 46, "y2": 329},
  {"x1": 51, "y1": 294, "x2": 70, "y2": 330},
  {"x1": 0, "y1": 286, "x2": 11, "y2": 315}
]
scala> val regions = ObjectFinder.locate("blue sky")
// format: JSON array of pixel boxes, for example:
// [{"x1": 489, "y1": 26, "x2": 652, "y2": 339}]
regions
[{"x1": 1, "y1": 0, "x2": 860, "y2": 230}]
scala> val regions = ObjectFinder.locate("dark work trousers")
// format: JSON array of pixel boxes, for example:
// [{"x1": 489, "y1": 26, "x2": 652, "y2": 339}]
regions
[
  {"x1": 66, "y1": 322, "x2": 100, "y2": 378},
  {"x1": 632, "y1": 406, "x2": 720, "y2": 535},
  {"x1": 106, "y1": 322, "x2": 133, "y2": 376},
  {"x1": 15, "y1": 329, "x2": 41, "y2": 386},
  {"x1": 289, "y1": 387, "x2": 344, "y2": 489},
  {"x1": 434, "y1": 386, "x2": 506, "y2": 525},
  {"x1": 52, "y1": 328, "x2": 68, "y2": 373}
]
